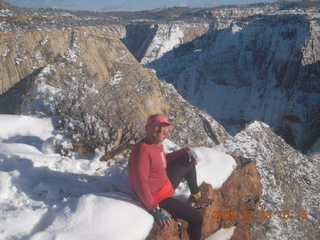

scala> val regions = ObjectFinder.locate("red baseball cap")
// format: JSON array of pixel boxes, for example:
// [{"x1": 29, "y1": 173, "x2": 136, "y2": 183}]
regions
[{"x1": 145, "y1": 113, "x2": 172, "y2": 126}]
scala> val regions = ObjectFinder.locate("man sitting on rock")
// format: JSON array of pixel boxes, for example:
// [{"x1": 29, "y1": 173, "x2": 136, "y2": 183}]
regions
[{"x1": 128, "y1": 113, "x2": 214, "y2": 240}]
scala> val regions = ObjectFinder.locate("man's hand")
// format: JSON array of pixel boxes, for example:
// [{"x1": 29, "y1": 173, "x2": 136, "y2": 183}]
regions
[
  {"x1": 151, "y1": 207, "x2": 173, "y2": 227},
  {"x1": 187, "y1": 148, "x2": 198, "y2": 165}
]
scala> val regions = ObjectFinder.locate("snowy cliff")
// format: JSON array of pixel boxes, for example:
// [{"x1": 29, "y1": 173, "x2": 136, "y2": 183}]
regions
[
  {"x1": 0, "y1": 8, "x2": 229, "y2": 159},
  {"x1": 123, "y1": 22, "x2": 210, "y2": 64},
  {"x1": 126, "y1": 10, "x2": 320, "y2": 154}
]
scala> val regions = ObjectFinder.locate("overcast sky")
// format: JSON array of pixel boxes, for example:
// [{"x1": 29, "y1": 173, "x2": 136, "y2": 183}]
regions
[{"x1": 5, "y1": 0, "x2": 286, "y2": 12}]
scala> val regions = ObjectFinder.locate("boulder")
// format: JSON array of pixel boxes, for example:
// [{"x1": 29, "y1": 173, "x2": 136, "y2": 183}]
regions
[{"x1": 146, "y1": 155, "x2": 262, "y2": 240}]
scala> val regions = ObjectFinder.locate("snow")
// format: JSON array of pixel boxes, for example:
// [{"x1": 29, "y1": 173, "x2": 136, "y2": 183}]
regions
[
  {"x1": 0, "y1": 114, "x2": 237, "y2": 240},
  {"x1": 206, "y1": 227, "x2": 236, "y2": 240},
  {"x1": 30, "y1": 194, "x2": 153, "y2": 240},
  {"x1": 0, "y1": 115, "x2": 53, "y2": 140},
  {"x1": 192, "y1": 147, "x2": 236, "y2": 189},
  {"x1": 40, "y1": 36, "x2": 49, "y2": 46},
  {"x1": 109, "y1": 71, "x2": 123, "y2": 86},
  {"x1": 231, "y1": 24, "x2": 242, "y2": 34},
  {"x1": 141, "y1": 24, "x2": 184, "y2": 64},
  {"x1": 66, "y1": 31, "x2": 80, "y2": 63},
  {"x1": 1, "y1": 43, "x2": 10, "y2": 60}
]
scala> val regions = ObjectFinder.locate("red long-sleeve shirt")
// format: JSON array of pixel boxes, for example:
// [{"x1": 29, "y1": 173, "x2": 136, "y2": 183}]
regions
[{"x1": 128, "y1": 139, "x2": 188, "y2": 210}]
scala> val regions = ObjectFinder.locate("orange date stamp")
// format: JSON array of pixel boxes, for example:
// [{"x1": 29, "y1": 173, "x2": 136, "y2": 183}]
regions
[{"x1": 211, "y1": 210, "x2": 308, "y2": 220}]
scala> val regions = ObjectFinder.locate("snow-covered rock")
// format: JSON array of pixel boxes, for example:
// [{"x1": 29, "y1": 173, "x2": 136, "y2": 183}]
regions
[{"x1": 218, "y1": 121, "x2": 320, "y2": 240}]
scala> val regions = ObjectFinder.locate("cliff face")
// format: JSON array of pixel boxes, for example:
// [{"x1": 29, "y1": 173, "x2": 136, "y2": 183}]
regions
[
  {"x1": 0, "y1": 23, "x2": 230, "y2": 158},
  {"x1": 125, "y1": 11, "x2": 320, "y2": 153},
  {"x1": 0, "y1": 26, "x2": 126, "y2": 94},
  {"x1": 123, "y1": 22, "x2": 210, "y2": 64}
]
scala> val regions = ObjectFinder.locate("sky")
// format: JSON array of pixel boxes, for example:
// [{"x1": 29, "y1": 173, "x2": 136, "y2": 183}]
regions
[{"x1": 5, "y1": 0, "x2": 282, "y2": 12}]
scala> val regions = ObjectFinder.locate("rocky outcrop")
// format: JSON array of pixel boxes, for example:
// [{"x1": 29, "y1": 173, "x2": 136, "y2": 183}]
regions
[
  {"x1": 220, "y1": 121, "x2": 320, "y2": 240},
  {"x1": 147, "y1": 155, "x2": 262, "y2": 240}
]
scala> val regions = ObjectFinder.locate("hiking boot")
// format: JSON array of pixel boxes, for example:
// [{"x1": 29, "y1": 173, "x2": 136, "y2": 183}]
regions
[{"x1": 188, "y1": 194, "x2": 214, "y2": 209}]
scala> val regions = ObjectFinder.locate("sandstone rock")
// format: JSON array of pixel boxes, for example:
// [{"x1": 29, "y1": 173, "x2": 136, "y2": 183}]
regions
[
  {"x1": 219, "y1": 155, "x2": 262, "y2": 228},
  {"x1": 146, "y1": 222, "x2": 181, "y2": 240},
  {"x1": 146, "y1": 155, "x2": 262, "y2": 240}
]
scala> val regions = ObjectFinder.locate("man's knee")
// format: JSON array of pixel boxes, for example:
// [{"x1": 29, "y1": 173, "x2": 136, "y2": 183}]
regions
[{"x1": 178, "y1": 153, "x2": 196, "y2": 167}]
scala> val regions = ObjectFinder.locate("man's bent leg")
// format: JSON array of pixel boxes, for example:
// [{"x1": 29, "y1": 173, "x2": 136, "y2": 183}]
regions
[
  {"x1": 159, "y1": 197, "x2": 203, "y2": 240},
  {"x1": 166, "y1": 153, "x2": 200, "y2": 194}
]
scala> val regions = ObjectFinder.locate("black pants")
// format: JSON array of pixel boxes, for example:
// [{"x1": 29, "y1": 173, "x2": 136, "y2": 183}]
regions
[{"x1": 158, "y1": 154, "x2": 203, "y2": 240}]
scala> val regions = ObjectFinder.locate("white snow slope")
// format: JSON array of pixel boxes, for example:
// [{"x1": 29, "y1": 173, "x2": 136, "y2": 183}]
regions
[{"x1": 0, "y1": 114, "x2": 236, "y2": 240}]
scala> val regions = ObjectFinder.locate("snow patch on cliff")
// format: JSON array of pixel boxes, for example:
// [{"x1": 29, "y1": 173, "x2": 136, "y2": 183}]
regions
[
  {"x1": 109, "y1": 71, "x2": 123, "y2": 86},
  {"x1": 141, "y1": 24, "x2": 184, "y2": 64}
]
